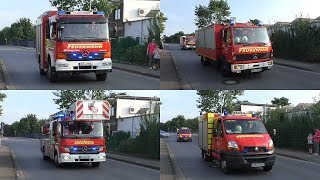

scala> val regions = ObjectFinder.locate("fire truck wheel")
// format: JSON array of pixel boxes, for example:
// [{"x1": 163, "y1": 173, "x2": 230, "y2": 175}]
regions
[
  {"x1": 96, "y1": 73, "x2": 107, "y2": 81},
  {"x1": 219, "y1": 58, "x2": 231, "y2": 77},
  {"x1": 263, "y1": 165, "x2": 273, "y2": 171},
  {"x1": 220, "y1": 159, "x2": 230, "y2": 174},
  {"x1": 39, "y1": 63, "x2": 46, "y2": 76},
  {"x1": 42, "y1": 153, "x2": 49, "y2": 160},
  {"x1": 201, "y1": 56, "x2": 210, "y2": 66},
  {"x1": 54, "y1": 154, "x2": 63, "y2": 168},
  {"x1": 48, "y1": 61, "x2": 57, "y2": 82},
  {"x1": 92, "y1": 162, "x2": 100, "y2": 167}
]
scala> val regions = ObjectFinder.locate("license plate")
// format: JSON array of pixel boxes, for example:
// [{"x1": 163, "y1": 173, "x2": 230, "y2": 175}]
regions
[
  {"x1": 79, "y1": 62, "x2": 92, "y2": 66},
  {"x1": 79, "y1": 156, "x2": 90, "y2": 159},
  {"x1": 251, "y1": 163, "x2": 265, "y2": 167},
  {"x1": 251, "y1": 68, "x2": 262, "y2": 73}
]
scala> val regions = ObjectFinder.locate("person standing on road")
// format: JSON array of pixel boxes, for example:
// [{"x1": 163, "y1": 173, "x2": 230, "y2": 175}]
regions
[
  {"x1": 313, "y1": 129, "x2": 320, "y2": 155},
  {"x1": 147, "y1": 39, "x2": 158, "y2": 69},
  {"x1": 307, "y1": 133, "x2": 313, "y2": 154}
]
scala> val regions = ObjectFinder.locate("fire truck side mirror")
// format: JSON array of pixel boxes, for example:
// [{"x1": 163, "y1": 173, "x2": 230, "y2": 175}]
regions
[{"x1": 58, "y1": 25, "x2": 64, "y2": 31}]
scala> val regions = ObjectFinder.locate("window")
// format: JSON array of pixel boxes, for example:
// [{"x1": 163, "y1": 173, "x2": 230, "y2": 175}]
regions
[
  {"x1": 115, "y1": 9, "x2": 121, "y2": 20},
  {"x1": 217, "y1": 120, "x2": 223, "y2": 136}
]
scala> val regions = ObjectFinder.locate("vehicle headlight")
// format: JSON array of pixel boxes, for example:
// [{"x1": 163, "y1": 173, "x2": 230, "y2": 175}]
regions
[
  {"x1": 64, "y1": 147, "x2": 70, "y2": 152},
  {"x1": 233, "y1": 65, "x2": 242, "y2": 70},
  {"x1": 99, "y1": 146, "x2": 104, "y2": 152},
  {"x1": 268, "y1": 140, "x2": 274, "y2": 149},
  {"x1": 227, "y1": 141, "x2": 239, "y2": 150}
]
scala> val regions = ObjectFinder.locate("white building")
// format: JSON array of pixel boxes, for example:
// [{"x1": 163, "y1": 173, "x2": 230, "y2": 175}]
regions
[
  {"x1": 241, "y1": 103, "x2": 277, "y2": 116},
  {"x1": 109, "y1": 0, "x2": 160, "y2": 44},
  {"x1": 109, "y1": 96, "x2": 160, "y2": 138}
]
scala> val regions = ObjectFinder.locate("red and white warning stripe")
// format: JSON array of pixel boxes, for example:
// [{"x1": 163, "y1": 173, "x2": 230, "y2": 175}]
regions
[
  {"x1": 76, "y1": 101, "x2": 84, "y2": 119},
  {"x1": 103, "y1": 101, "x2": 110, "y2": 119}
]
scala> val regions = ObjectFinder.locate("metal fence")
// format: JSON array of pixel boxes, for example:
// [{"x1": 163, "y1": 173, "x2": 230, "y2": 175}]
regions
[{"x1": 0, "y1": 40, "x2": 35, "y2": 48}]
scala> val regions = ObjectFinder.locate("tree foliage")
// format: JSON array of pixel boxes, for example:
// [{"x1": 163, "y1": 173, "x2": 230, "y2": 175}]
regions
[
  {"x1": 148, "y1": 12, "x2": 167, "y2": 45},
  {"x1": 0, "y1": 92, "x2": 7, "y2": 117},
  {"x1": 0, "y1": 18, "x2": 35, "y2": 44},
  {"x1": 197, "y1": 90, "x2": 244, "y2": 113},
  {"x1": 271, "y1": 97, "x2": 290, "y2": 107},
  {"x1": 195, "y1": 0, "x2": 231, "y2": 28},
  {"x1": 270, "y1": 19, "x2": 320, "y2": 62},
  {"x1": 161, "y1": 115, "x2": 198, "y2": 133},
  {"x1": 49, "y1": 0, "x2": 119, "y2": 15},
  {"x1": 165, "y1": 31, "x2": 195, "y2": 43}
]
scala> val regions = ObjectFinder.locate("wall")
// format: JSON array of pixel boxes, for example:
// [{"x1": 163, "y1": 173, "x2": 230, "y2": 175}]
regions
[
  {"x1": 124, "y1": 19, "x2": 150, "y2": 44},
  {"x1": 123, "y1": 0, "x2": 160, "y2": 22},
  {"x1": 117, "y1": 115, "x2": 142, "y2": 138},
  {"x1": 241, "y1": 104, "x2": 276, "y2": 115},
  {"x1": 116, "y1": 98, "x2": 158, "y2": 118}
]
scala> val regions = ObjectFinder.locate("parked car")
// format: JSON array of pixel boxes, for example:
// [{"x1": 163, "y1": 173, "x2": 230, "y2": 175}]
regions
[{"x1": 160, "y1": 130, "x2": 170, "y2": 138}]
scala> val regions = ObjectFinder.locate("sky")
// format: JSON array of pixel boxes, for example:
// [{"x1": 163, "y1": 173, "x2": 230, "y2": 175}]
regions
[
  {"x1": 161, "y1": 0, "x2": 320, "y2": 36},
  {"x1": 0, "y1": 0, "x2": 56, "y2": 30},
  {"x1": 160, "y1": 90, "x2": 320, "y2": 122},
  {"x1": 0, "y1": 90, "x2": 160, "y2": 125}
]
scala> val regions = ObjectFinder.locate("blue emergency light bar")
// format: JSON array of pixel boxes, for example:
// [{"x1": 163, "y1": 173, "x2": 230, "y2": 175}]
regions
[
  {"x1": 258, "y1": 21, "x2": 263, "y2": 26},
  {"x1": 58, "y1": 10, "x2": 67, "y2": 15}
]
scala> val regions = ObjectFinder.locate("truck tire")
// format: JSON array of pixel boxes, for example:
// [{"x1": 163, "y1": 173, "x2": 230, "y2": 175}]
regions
[
  {"x1": 220, "y1": 159, "x2": 230, "y2": 174},
  {"x1": 96, "y1": 73, "x2": 107, "y2": 81},
  {"x1": 39, "y1": 61, "x2": 46, "y2": 75},
  {"x1": 42, "y1": 153, "x2": 49, "y2": 160},
  {"x1": 201, "y1": 56, "x2": 210, "y2": 66},
  {"x1": 202, "y1": 150, "x2": 211, "y2": 161},
  {"x1": 263, "y1": 165, "x2": 273, "y2": 171},
  {"x1": 219, "y1": 57, "x2": 231, "y2": 77},
  {"x1": 48, "y1": 60, "x2": 57, "y2": 83},
  {"x1": 92, "y1": 162, "x2": 100, "y2": 167},
  {"x1": 54, "y1": 154, "x2": 63, "y2": 168}
]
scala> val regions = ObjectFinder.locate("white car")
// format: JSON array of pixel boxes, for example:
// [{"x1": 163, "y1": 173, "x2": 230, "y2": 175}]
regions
[{"x1": 160, "y1": 130, "x2": 170, "y2": 138}]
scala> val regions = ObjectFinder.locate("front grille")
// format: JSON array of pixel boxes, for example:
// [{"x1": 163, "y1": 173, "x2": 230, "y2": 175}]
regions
[
  {"x1": 69, "y1": 146, "x2": 100, "y2": 154},
  {"x1": 244, "y1": 146, "x2": 267, "y2": 153},
  {"x1": 236, "y1": 53, "x2": 270, "y2": 61},
  {"x1": 65, "y1": 52, "x2": 105, "y2": 61}
]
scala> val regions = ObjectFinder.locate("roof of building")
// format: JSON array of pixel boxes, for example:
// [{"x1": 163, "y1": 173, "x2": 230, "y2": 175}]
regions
[
  {"x1": 292, "y1": 103, "x2": 314, "y2": 111},
  {"x1": 241, "y1": 102, "x2": 277, "y2": 107},
  {"x1": 113, "y1": 95, "x2": 160, "y2": 101}
]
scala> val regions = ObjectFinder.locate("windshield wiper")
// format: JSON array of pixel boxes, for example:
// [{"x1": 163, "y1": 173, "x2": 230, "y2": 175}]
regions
[
  {"x1": 62, "y1": 36, "x2": 80, "y2": 42},
  {"x1": 251, "y1": 42, "x2": 267, "y2": 45},
  {"x1": 84, "y1": 37, "x2": 108, "y2": 42},
  {"x1": 246, "y1": 132, "x2": 264, "y2": 134}
]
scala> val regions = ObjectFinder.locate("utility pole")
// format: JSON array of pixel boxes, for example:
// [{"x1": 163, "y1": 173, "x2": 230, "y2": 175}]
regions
[{"x1": 89, "y1": 0, "x2": 92, "y2": 11}]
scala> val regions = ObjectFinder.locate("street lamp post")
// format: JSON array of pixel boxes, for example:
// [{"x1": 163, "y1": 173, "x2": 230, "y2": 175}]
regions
[{"x1": 4, "y1": 38, "x2": 7, "y2": 45}]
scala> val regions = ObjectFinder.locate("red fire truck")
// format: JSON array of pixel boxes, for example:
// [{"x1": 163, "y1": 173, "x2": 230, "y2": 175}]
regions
[
  {"x1": 195, "y1": 19, "x2": 273, "y2": 76},
  {"x1": 40, "y1": 100, "x2": 110, "y2": 168},
  {"x1": 198, "y1": 112, "x2": 275, "y2": 174},
  {"x1": 180, "y1": 35, "x2": 196, "y2": 50},
  {"x1": 35, "y1": 10, "x2": 112, "y2": 82}
]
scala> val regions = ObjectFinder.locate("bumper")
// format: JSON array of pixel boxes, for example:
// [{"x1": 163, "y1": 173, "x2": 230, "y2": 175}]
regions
[
  {"x1": 185, "y1": 45, "x2": 196, "y2": 49},
  {"x1": 59, "y1": 153, "x2": 106, "y2": 163},
  {"x1": 177, "y1": 137, "x2": 192, "y2": 141},
  {"x1": 231, "y1": 60, "x2": 273, "y2": 73},
  {"x1": 223, "y1": 151, "x2": 276, "y2": 169},
  {"x1": 55, "y1": 58, "x2": 112, "y2": 72}
]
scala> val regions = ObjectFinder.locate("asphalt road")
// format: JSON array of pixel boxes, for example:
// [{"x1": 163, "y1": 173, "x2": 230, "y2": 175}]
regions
[
  {"x1": 165, "y1": 43, "x2": 320, "y2": 89},
  {"x1": 3, "y1": 137, "x2": 159, "y2": 180},
  {"x1": 0, "y1": 46, "x2": 159, "y2": 90},
  {"x1": 165, "y1": 133, "x2": 320, "y2": 180}
]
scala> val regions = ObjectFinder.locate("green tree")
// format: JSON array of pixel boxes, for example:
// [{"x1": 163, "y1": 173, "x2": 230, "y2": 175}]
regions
[
  {"x1": 49, "y1": 0, "x2": 119, "y2": 15},
  {"x1": 195, "y1": 0, "x2": 231, "y2": 28},
  {"x1": 197, "y1": 90, "x2": 244, "y2": 113},
  {"x1": 0, "y1": 92, "x2": 7, "y2": 117},
  {"x1": 271, "y1": 97, "x2": 290, "y2": 107},
  {"x1": 250, "y1": 19, "x2": 260, "y2": 25},
  {"x1": 53, "y1": 90, "x2": 108, "y2": 109},
  {"x1": 165, "y1": 31, "x2": 185, "y2": 43},
  {"x1": 148, "y1": 12, "x2": 167, "y2": 45}
]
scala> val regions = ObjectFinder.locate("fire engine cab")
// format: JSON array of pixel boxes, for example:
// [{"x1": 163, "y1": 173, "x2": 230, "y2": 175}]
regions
[
  {"x1": 198, "y1": 112, "x2": 275, "y2": 174},
  {"x1": 40, "y1": 100, "x2": 111, "y2": 168},
  {"x1": 35, "y1": 10, "x2": 112, "y2": 82}
]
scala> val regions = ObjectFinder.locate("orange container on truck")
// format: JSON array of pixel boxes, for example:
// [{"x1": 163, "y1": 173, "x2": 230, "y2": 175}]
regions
[
  {"x1": 198, "y1": 112, "x2": 275, "y2": 174},
  {"x1": 195, "y1": 19, "x2": 273, "y2": 76},
  {"x1": 35, "y1": 10, "x2": 112, "y2": 82},
  {"x1": 40, "y1": 100, "x2": 111, "y2": 168}
]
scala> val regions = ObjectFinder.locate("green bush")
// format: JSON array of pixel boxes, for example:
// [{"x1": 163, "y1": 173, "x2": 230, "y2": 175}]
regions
[
  {"x1": 107, "y1": 131, "x2": 130, "y2": 151},
  {"x1": 265, "y1": 103, "x2": 320, "y2": 150},
  {"x1": 270, "y1": 19, "x2": 320, "y2": 62}
]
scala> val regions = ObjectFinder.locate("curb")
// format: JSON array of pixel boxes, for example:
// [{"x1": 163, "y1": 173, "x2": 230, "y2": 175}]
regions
[
  {"x1": 112, "y1": 66, "x2": 160, "y2": 79},
  {"x1": 106, "y1": 153, "x2": 160, "y2": 170},
  {"x1": 169, "y1": 51, "x2": 192, "y2": 90},
  {"x1": 274, "y1": 62, "x2": 314, "y2": 73},
  {"x1": 0, "y1": 58, "x2": 15, "y2": 90},
  {"x1": 164, "y1": 140, "x2": 187, "y2": 180},
  {"x1": 9, "y1": 147, "x2": 26, "y2": 179}
]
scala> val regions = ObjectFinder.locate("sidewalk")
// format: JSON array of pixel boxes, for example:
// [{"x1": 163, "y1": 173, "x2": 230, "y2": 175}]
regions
[
  {"x1": 160, "y1": 139, "x2": 174, "y2": 180},
  {"x1": 106, "y1": 152, "x2": 159, "y2": 170},
  {"x1": 14, "y1": 46, "x2": 160, "y2": 79},
  {"x1": 276, "y1": 147, "x2": 320, "y2": 164},
  {"x1": 0, "y1": 146, "x2": 16, "y2": 179},
  {"x1": 274, "y1": 58, "x2": 320, "y2": 73},
  {"x1": 160, "y1": 50, "x2": 182, "y2": 90}
]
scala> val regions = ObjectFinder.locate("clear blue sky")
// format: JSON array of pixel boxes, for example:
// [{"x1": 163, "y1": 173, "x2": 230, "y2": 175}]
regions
[
  {"x1": 0, "y1": 0, "x2": 56, "y2": 30},
  {"x1": 0, "y1": 90, "x2": 160, "y2": 125},
  {"x1": 160, "y1": 90, "x2": 320, "y2": 122},
  {"x1": 161, "y1": 0, "x2": 320, "y2": 36}
]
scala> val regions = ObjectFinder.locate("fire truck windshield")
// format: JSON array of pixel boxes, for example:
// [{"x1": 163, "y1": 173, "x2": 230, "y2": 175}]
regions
[
  {"x1": 232, "y1": 28, "x2": 270, "y2": 45},
  {"x1": 224, "y1": 120, "x2": 268, "y2": 134},
  {"x1": 186, "y1": 37, "x2": 195, "y2": 43},
  {"x1": 62, "y1": 121, "x2": 103, "y2": 138},
  {"x1": 58, "y1": 22, "x2": 108, "y2": 42}
]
